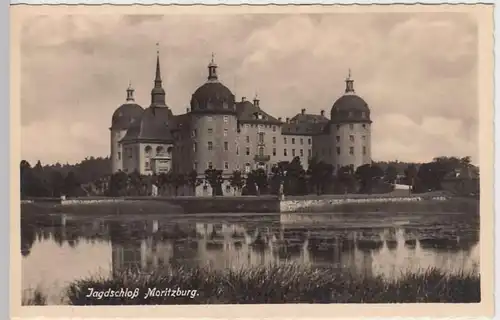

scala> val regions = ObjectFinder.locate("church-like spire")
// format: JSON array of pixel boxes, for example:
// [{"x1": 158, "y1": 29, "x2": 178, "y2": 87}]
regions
[
  {"x1": 154, "y1": 43, "x2": 162, "y2": 87},
  {"x1": 126, "y1": 81, "x2": 135, "y2": 102},
  {"x1": 253, "y1": 92, "x2": 260, "y2": 107},
  {"x1": 151, "y1": 43, "x2": 166, "y2": 107},
  {"x1": 207, "y1": 52, "x2": 218, "y2": 81},
  {"x1": 345, "y1": 68, "x2": 355, "y2": 94}
]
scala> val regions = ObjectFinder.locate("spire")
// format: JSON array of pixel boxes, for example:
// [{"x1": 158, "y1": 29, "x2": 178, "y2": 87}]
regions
[
  {"x1": 154, "y1": 43, "x2": 162, "y2": 87},
  {"x1": 126, "y1": 81, "x2": 135, "y2": 102},
  {"x1": 150, "y1": 43, "x2": 166, "y2": 107},
  {"x1": 345, "y1": 68, "x2": 355, "y2": 94},
  {"x1": 253, "y1": 92, "x2": 260, "y2": 107},
  {"x1": 207, "y1": 52, "x2": 218, "y2": 81}
]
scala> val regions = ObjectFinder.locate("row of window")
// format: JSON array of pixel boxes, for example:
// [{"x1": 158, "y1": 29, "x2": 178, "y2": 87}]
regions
[
  {"x1": 283, "y1": 148, "x2": 312, "y2": 158},
  {"x1": 283, "y1": 137, "x2": 312, "y2": 145},
  {"x1": 317, "y1": 146, "x2": 367, "y2": 156},
  {"x1": 336, "y1": 135, "x2": 367, "y2": 143},
  {"x1": 336, "y1": 123, "x2": 368, "y2": 130}
]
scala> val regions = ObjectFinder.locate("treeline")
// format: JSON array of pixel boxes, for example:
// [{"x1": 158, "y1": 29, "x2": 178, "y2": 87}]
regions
[{"x1": 19, "y1": 155, "x2": 478, "y2": 199}]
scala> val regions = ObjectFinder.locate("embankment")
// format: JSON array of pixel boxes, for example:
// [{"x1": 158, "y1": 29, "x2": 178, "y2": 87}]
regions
[{"x1": 20, "y1": 193, "x2": 478, "y2": 216}]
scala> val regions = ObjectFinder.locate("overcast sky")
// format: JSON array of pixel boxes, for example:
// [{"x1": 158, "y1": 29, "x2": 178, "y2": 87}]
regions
[{"x1": 20, "y1": 12, "x2": 479, "y2": 165}]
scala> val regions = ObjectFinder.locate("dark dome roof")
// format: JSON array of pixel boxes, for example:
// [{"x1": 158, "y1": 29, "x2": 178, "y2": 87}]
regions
[
  {"x1": 190, "y1": 82, "x2": 236, "y2": 114},
  {"x1": 330, "y1": 94, "x2": 371, "y2": 124},
  {"x1": 111, "y1": 103, "x2": 144, "y2": 130}
]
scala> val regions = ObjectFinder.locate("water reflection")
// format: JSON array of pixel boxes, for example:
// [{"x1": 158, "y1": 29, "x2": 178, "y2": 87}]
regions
[{"x1": 22, "y1": 212, "x2": 479, "y2": 303}]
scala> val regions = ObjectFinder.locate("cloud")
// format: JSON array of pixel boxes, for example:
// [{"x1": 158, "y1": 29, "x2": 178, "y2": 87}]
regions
[{"x1": 20, "y1": 12, "x2": 479, "y2": 165}]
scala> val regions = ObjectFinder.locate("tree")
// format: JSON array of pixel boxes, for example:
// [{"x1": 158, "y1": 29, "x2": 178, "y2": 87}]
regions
[
  {"x1": 308, "y1": 158, "x2": 334, "y2": 195},
  {"x1": 186, "y1": 170, "x2": 201, "y2": 195},
  {"x1": 355, "y1": 164, "x2": 384, "y2": 194},
  {"x1": 336, "y1": 165, "x2": 356, "y2": 194},
  {"x1": 63, "y1": 171, "x2": 81, "y2": 197},
  {"x1": 285, "y1": 157, "x2": 307, "y2": 195},
  {"x1": 128, "y1": 170, "x2": 143, "y2": 196},
  {"x1": 108, "y1": 171, "x2": 128, "y2": 196},
  {"x1": 49, "y1": 171, "x2": 65, "y2": 197},
  {"x1": 229, "y1": 170, "x2": 245, "y2": 195},
  {"x1": 404, "y1": 164, "x2": 418, "y2": 193},
  {"x1": 245, "y1": 169, "x2": 268, "y2": 195},
  {"x1": 270, "y1": 161, "x2": 288, "y2": 195},
  {"x1": 384, "y1": 165, "x2": 398, "y2": 184},
  {"x1": 172, "y1": 173, "x2": 186, "y2": 196},
  {"x1": 204, "y1": 169, "x2": 223, "y2": 196}
]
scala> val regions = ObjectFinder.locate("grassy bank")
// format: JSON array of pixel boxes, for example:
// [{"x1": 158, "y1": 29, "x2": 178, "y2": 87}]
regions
[{"x1": 66, "y1": 265, "x2": 480, "y2": 304}]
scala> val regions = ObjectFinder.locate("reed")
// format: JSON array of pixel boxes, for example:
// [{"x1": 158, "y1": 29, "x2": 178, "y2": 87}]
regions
[
  {"x1": 66, "y1": 264, "x2": 480, "y2": 305},
  {"x1": 22, "y1": 287, "x2": 47, "y2": 306}
]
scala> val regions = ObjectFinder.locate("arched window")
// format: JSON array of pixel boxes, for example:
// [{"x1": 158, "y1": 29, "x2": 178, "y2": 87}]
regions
[
  {"x1": 156, "y1": 146, "x2": 164, "y2": 155},
  {"x1": 145, "y1": 146, "x2": 152, "y2": 157}
]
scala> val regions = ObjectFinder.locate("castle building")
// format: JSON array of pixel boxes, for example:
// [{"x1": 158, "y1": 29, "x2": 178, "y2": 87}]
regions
[{"x1": 110, "y1": 50, "x2": 373, "y2": 196}]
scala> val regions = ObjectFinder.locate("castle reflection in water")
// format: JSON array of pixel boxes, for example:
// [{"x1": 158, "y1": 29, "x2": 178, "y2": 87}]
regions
[{"x1": 20, "y1": 212, "x2": 479, "y2": 280}]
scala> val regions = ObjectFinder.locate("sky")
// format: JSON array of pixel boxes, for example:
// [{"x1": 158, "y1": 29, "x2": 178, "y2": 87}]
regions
[{"x1": 20, "y1": 12, "x2": 479, "y2": 165}]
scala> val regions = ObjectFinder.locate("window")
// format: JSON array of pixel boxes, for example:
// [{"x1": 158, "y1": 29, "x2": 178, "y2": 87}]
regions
[
  {"x1": 245, "y1": 163, "x2": 251, "y2": 173},
  {"x1": 273, "y1": 125, "x2": 276, "y2": 132},
  {"x1": 246, "y1": 136, "x2": 250, "y2": 143},
  {"x1": 349, "y1": 147, "x2": 354, "y2": 155},
  {"x1": 258, "y1": 132, "x2": 265, "y2": 144},
  {"x1": 208, "y1": 128, "x2": 213, "y2": 134},
  {"x1": 224, "y1": 129, "x2": 228, "y2": 137},
  {"x1": 349, "y1": 124, "x2": 354, "y2": 130},
  {"x1": 284, "y1": 149, "x2": 287, "y2": 156},
  {"x1": 362, "y1": 124, "x2": 367, "y2": 129},
  {"x1": 193, "y1": 161, "x2": 197, "y2": 170},
  {"x1": 308, "y1": 149, "x2": 312, "y2": 157},
  {"x1": 145, "y1": 145, "x2": 152, "y2": 157},
  {"x1": 361, "y1": 112, "x2": 366, "y2": 118},
  {"x1": 128, "y1": 148, "x2": 132, "y2": 159},
  {"x1": 362, "y1": 135, "x2": 366, "y2": 141},
  {"x1": 300, "y1": 138, "x2": 303, "y2": 145},
  {"x1": 208, "y1": 141, "x2": 213, "y2": 151},
  {"x1": 308, "y1": 138, "x2": 311, "y2": 145},
  {"x1": 272, "y1": 137, "x2": 276, "y2": 144},
  {"x1": 349, "y1": 135, "x2": 355, "y2": 142},
  {"x1": 292, "y1": 138, "x2": 295, "y2": 144},
  {"x1": 300, "y1": 149, "x2": 304, "y2": 157},
  {"x1": 117, "y1": 152, "x2": 121, "y2": 160},
  {"x1": 246, "y1": 147, "x2": 250, "y2": 155},
  {"x1": 236, "y1": 146, "x2": 239, "y2": 155},
  {"x1": 223, "y1": 115, "x2": 229, "y2": 123},
  {"x1": 363, "y1": 146, "x2": 367, "y2": 155},
  {"x1": 273, "y1": 148, "x2": 276, "y2": 156},
  {"x1": 336, "y1": 147, "x2": 341, "y2": 155},
  {"x1": 336, "y1": 136, "x2": 340, "y2": 143},
  {"x1": 193, "y1": 142, "x2": 197, "y2": 152},
  {"x1": 207, "y1": 116, "x2": 213, "y2": 122},
  {"x1": 145, "y1": 161, "x2": 150, "y2": 169},
  {"x1": 292, "y1": 149, "x2": 296, "y2": 157},
  {"x1": 224, "y1": 161, "x2": 229, "y2": 170},
  {"x1": 208, "y1": 162, "x2": 213, "y2": 169},
  {"x1": 284, "y1": 137, "x2": 287, "y2": 144},
  {"x1": 224, "y1": 141, "x2": 228, "y2": 151},
  {"x1": 258, "y1": 147, "x2": 264, "y2": 156},
  {"x1": 336, "y1": 125, "x2": 341, "y2": 130},
  {"x1": 192, "y1": 129, "x2": 197, "y2": 138},
  {"x1": 225, "y1": 185, "x2": 231, "y2": 192}
]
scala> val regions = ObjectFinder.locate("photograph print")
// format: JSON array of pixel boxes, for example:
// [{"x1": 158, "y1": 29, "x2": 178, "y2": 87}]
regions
[{"x1": 13, "y1": 3, "x2": 494, "y2": 317}]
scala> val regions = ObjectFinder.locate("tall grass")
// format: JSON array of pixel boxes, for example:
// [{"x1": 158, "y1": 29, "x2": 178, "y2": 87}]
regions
[
  {"x1": 22, "y1": 288, "x2": 47, "y2": 306},
  {"x1": 66, "y1": 264, "x2": 480, "y2": 305}
]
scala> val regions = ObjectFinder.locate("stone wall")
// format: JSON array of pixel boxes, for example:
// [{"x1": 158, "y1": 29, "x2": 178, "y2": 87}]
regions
[{"x1": 280, "y1": 195, "x2": 449, "y2": 213}]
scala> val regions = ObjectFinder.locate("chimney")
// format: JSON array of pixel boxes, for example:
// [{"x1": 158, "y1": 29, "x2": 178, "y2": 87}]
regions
[
  {"x1": 241, "y1": 97, "x2": 246, "y2": 102},
  {"x1": 286, "y1": 117, "x2": 290, "y2": 123},
  {"x1": 320, "y1": 110, "x2": 325, "y2": 116},
  {"x1": 278, "y1": 117, "x2": 282, "y2": 122},
  {"x1": 301, "y1": 108, "x2": 305, "y2": 115}
]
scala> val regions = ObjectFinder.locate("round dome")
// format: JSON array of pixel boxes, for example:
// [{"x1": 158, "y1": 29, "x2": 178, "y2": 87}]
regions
[
  {"x1": 330, "y1": 94, "x2": 371, "y2": 123},
  {"x1": 190, "y1": 82, "x2": 236, "y2": 114},
  {"x1": 111, "y1": 103, "x2": 144, "y2": 130}
]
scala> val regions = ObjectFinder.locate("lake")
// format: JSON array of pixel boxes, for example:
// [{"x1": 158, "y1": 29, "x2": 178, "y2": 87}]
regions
[{"x1": 21, "y1": 210, "x2": 479, "y2": 304}]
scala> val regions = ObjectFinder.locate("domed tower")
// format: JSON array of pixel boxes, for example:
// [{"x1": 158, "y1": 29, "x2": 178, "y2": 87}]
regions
[
  {"x1": 189, "y1": 53, "x2": 238, "y2": 176},
  {"x1": 329, "y1": 70, "x2": 372, "y2": 171},
  {"x1": 110, "y1": 83, "x2": 144, "y2": 173}
]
